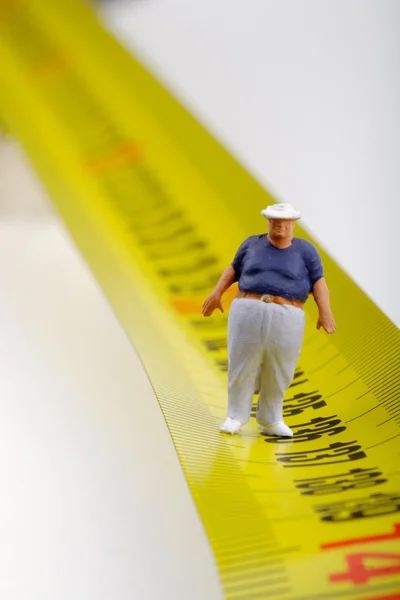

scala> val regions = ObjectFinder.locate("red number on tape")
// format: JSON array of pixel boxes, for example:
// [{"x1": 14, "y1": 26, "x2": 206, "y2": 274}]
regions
[
  {"x1": 330, "y1": 552, "x2": 400, "y2": 585},
  {"x1": 357, "y1": 594, "x2": 400, "y2": 600},
  {"x1": 322, "y1": 523, "x2": 400, "y2": 550}
]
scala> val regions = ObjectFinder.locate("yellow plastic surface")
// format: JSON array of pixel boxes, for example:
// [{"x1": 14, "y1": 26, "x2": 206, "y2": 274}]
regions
[{"x1": 0, "y1": 2, "x2": 399, "y2": 598}]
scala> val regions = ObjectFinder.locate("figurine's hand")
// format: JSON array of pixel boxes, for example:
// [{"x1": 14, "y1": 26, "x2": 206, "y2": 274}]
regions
[
  {"x1": 202, "y1": 292, "x2": 224, "y2": 317},
  {"x1": 317, "y1": 312, "x2": 336, "y2": 334}
]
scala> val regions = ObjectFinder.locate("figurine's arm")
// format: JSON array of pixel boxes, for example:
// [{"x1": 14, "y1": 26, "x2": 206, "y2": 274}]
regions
[
  {"x1": 202, "y1": 265, "x2": 236, "y2": 317},
  {"x1": 312, "y1": 277, "x2": 336, "y2": 333}
]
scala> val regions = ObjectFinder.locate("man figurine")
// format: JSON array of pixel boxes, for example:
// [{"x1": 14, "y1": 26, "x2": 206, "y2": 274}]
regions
[{"x1": 202, "y1": 203, "x2": 335, "y2": 436}]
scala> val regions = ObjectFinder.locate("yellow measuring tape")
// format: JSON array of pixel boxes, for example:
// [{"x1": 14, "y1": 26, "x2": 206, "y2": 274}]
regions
[{"x1": 1, "y1": 2, "x2": 399, "y2": 598}]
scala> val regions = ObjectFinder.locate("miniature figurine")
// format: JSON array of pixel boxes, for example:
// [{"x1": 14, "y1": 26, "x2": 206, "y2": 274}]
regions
[{"x1": 202, "y1": 203, "x2": 335, "y2": 436}]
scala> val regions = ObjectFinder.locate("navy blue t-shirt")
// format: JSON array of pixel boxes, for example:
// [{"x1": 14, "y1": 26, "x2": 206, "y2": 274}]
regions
[{"x1": 231, "y1": 235, "x2": 324, "y2": 303}]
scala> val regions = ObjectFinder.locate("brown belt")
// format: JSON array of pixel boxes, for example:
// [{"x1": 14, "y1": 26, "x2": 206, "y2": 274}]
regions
[{"x1": 236, "y1": 291, "x2": 304, "y2": 310}]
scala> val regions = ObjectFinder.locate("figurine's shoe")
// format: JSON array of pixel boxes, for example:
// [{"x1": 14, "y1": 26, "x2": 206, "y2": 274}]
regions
[
  {"x1": 220, "y1": 417, "x2": 242, "y2": 434},
  {"x1": 260, "y1": 420, "x2": 293, "y2": 437}
]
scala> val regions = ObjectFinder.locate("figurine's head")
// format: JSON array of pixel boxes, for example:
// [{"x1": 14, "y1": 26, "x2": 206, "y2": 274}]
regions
[
  {"x1": 268, "y1": 218, "x2": 295, "y2": 239},
  {"x1": 261, "y1": 203, "x2": 301, "y2": 240}
]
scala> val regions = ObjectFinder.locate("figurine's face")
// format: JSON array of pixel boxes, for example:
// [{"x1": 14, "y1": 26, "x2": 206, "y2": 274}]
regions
[{"x1": 268, "y1": 218, "x2": 295, "y2": 239}]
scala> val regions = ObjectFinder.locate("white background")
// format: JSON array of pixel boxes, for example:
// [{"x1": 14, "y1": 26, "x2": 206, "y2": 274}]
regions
[{"x1": 100, "y1": 0, "x2": 400, "y2": 327}]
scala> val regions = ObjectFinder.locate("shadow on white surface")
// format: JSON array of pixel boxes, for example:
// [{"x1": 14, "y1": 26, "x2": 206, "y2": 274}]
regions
[{"x1": 0, "y1": 139, "x2": 222, "y2": 600}]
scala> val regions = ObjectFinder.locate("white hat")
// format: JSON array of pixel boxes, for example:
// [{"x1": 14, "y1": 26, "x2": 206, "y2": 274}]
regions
[{"x1": 261, "y1": 202, "x2": 301, "y2": 220}]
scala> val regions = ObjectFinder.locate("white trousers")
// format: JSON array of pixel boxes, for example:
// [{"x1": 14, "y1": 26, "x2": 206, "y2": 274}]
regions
[{"x1": 227, "y1": 298, "x2": 306, "y2": 425}]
